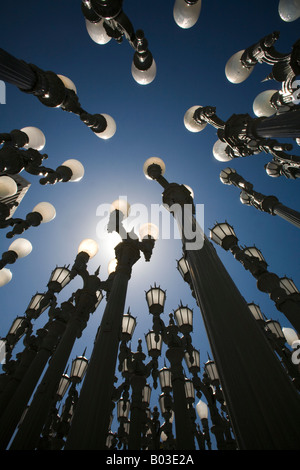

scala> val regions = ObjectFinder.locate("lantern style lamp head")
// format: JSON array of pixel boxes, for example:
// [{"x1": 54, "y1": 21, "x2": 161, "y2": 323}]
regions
[
  {"x1": 265, "y1": 320, "x2": 285, "y2": 342},
  {"x1": 142, "y1": 384, "x2": 151, "y2": 407},
  {"x1": 56, "y1": 374, "x2": 70, "y2": 401},
  {"x1": 184, "y1": 105, "x2": 207, "y2": 133},
  {"x1": 0, "y1": 268, "x2": 12, "y2": 287},
  {"x1": 0, "y1": 176, "x2": 18, "y2": 197},
  {"x1": 47, "y1": 266, "x2": 72, "y2": 292},
  {"x1": 173, "y1": 0, "x2": 202, "y2": 29},
  {"x1": 121, "y1": 310, "x2": 137, "y2": 342},
  {"x1": 279, "y1": 277, "x2": 299, "y2": 295},
  {"x1": 117, "y1": 398, "x2": 130, "y2": 421},
  {"x1": 70, "y1": 355, "x2": 89, "y2": 383},
  {"x1": 62, "y1": 159, "x2": 84, "y2": 182},
  {"x1": 177, "y1": 256, "x2": 190, "y2": 280},
  {"x1": 242, "y1": 246, "x2": 267, "y2": 265},
  {"x1": 173, "y1": 304, "x2": 193, "y2": 334},
  {"x1": 213, "y1": 140, "x2": 233, "y2": 162},
  {"x1": 204, "y1": 359, "x2": 219, "y2": 385},
  {"x1": 6, "y1": 316, "x2": 27, "y2": 343},
  {"x1": 145, "y1": 330, "x2": 162, "y2": 358},
  {"x1": 159, "y1": 367, "x2": 172, "y2": 393},
  {"x1": 26, "y1": 293, "x2": 51, "y2": 319},
  {"x1": 247, "y1": 303, "x2": 265, "y2": 322},
  {"x1": 278, "y1": 0, "x2": 300, "y2": 22},
  {"x1": 184, "y1": 348, "x2": 200, "y2": 374},
  {"x1": 143, "y1": 157, "x2": 166, "y2": 181},
  {"x1": 20, "y1": 126, "x2": 46, "y2": 151},
  {"x1": 85, "y1": 18, "x2": 112, "y2": 44},
  {"x1": 225, "y1": 50, "x2": 254, "y2": 84},
  {"x1": 210, "y1": 222, "x2": 238, "y2": 251},
  {"x1": 253, "y1": 90, "x2": 277, "y2": 117},
  {"x1": 184, "y1": 378, "x2": 195, "y2": 402},
  {"x1": 146, "y1": 284, "x2": 166, "y2": 315}
]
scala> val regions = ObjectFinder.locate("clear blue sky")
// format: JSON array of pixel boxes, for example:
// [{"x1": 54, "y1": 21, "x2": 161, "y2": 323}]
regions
[{"x1": 0, "y1": 0, "x2": 299, "y2": 448}]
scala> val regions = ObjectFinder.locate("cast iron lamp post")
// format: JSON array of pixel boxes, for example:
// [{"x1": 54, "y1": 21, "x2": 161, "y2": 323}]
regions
[
  {"x1": 219, "y1": 167, "x2": 300, "y2": 229},
  {"x1": 143, "y1": 156, "x2": 300, "y2": 450},
  {"x1": 64, "y1": 202, "x2": 157, "y2": 450},
  {"x1": 173, "y1": 0, "x2": 202, "y2": 29},
  {"x1": 184, "y1": 104, "x2": 300, "y2": 179},
  {"x1": 0, "y1": 48, "x2": 116, "y2": 139},
  {"x1": 209, "y1": 221, "x2": 300, "y2": 334},
  {"x1": 82, "y1": 0, "x2": 156, "y2": 85}
]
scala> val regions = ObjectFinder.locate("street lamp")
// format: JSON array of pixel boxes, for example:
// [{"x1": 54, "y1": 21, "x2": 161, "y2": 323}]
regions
[
  {"x1": 0, "y1": 238, "x2": 32, "y2": 273},
  {"x1": 278, "y1": 0, "x2": 300, "y2": 21},
  {"x1": 173, "y1": 0, "x2": 202, "y2": 29},
  {"x1": 143, "y1": 155, "x2": 300, "y2": 449}
]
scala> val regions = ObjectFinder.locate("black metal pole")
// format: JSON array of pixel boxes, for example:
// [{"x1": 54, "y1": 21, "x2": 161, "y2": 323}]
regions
[
  {"x1": 254, "y1": 109, "x2": 300, "y2": 139},
  {"x1": 0, "y1": 48, "x2": 37, "y2": 90}
]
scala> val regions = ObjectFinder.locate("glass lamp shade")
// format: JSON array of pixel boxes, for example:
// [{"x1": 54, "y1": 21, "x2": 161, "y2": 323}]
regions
[
  {"x1": 204, "y1": 360, "x2": 219, "y2": 384},
  {"x1": 7, "y1": 316, "x2": 26, "y2": 336},
  {"x1": 196, "y1": 400, "x2": 208, "y2": 420},
  {"x1": 174, "y1": 305, "x2": 193, "y2": 333},
  {"x1": 139, "y1": 222, "x2": 159, "y2": 240},
  {"x1": 20, "y1": 126, "x2": 46, "y2": 151},
  {"x1": 9, "y1": 238, "x2": 32, "y2": 258},
  {"x1": 219, "y1": 167, "x2": 236, "y2": 185},
  {"x1": 117, "y1": 398, "x2": 130, "y2": 420},
  {"x1": 32, "y1": 202, "x2": 56, "y2": 223},
  {"x1": 94, "y1": 114, "x2": 116, "y2": 140},
  {"x1": 146, "y1": 285, "x2": 166, "y2": 314},
  {"x1": 78, "y1": 238, "x2": 99, "y2": 258},
  {"x1": 173, "y1": 0, "x2": 202, "y2": 28},
  {"x1": 131, "y1": 59, "x2": 157, "y2": 85},
  {"x1": 49, "y1": 266, "x2": 72, "y2": 289},
  {"x1": 242, "y1": 246, "x2": 266, "y2": 263},
  {"x1": 110, "y1": 199, "x2": 131, "y2": 218},
  {"x1": 70, "y1": 356, "x2": 89, "y2": 381},
  {"x1": 282, "y1": 327, "x2": 299, "y2": 346},
  {"x1": 159, "y1": 394, "x2": 174, "y2": 418},
  {"x1": 57, "y1": 74, "x2": 77, "y2": 94},
  {"x1": 56, "y1": 374, "x2": 70, "y2": 400},
  {"x1": 184, "y1": 378, "x2": 195, "y2": 400},
  {"x1": 278, "y1": 0, "x2": 300, "y2": 21},
  {"x1": 184, "y1": 105, "x2": 207, "y2": 132},
  {"x1": 209, "y1": 222, "x2": 237, "y2": 247},
  {"x1": 85, "y1": 18, "x2": 112, "y2": 44},
  {"x1": 26, "y1": 293, "x2": 50, "y2": 315},
  {"x1": 122, "y1": 312, "x2": 137, "y2": 340},
  {"x1": 108, "y1": 258, "x2": 117, "y2": 274},
  {"x1": 266, "y1": 320, "x2": 285, "y2": 340},
  {"x1": 0, "y1": 268, "x2": 12, "y2": 287},
  {"x1": 143, "y1": 157, "x2": 166, "y2": 180},
  {"x1": 159, "y1": 367, "x2": 172, "y2": 392},
  {"x1": 247, "y1": 303, "x2": 264, "y2": 321},
  {"x1": 0, "y1": 176, "x2": 18, "y2": 197},
  {"x1": 62, "y1": 159, "x2": 84, "y2": 182},
  {"x1": 253, "y1": 90, "x2": 277, "y2": 117},
  {"x1": 142, "y1": 384, "x2": 151, "y2": 406},
  {"x1": 145, "y1": 331, "x2": 162, "y2": 357},
  {"x1": 177, "y1": 256, "x2": 189, "y2": 278},
  {"x1": 279, "y1": 277, "x2": 299, "y2": 294},
  {"x1": 225, "y1": 50, "x2": 254, "y2": 84},
  {"x1": 184, "y1": 348, "x2": 200, "y2": 373},
  {"x1": 213, "y1": 140, "x2": 232, "y2": 162},
  {"x1": 94, "y1": 290, "x2": 103, "y2": 310}
]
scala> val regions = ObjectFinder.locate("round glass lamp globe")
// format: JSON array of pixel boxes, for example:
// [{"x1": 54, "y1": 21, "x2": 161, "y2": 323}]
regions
[
  {"x1": 85, "y1": 18, "x2": 112, "y2": 44},
  {"x1": 110, "y1": 199, "x2": 131, "y2": 218},
  {"x1": 278, "y1": 0, "x2": 300, "y2": 21},
  {"x1": 139, "y1": 222, "x2": 159, "y2": 240},
  {"x1": 57, "y1": 74, "x2": 77, "y2": 94},
  {"x1": 9, "y1": 238, "x2": 32, "y2": 258},
  {"x1": 143, "y1": 157, "x2": 166, "y2": 179},
  {"x1": 225, "y1": 50, "x2": 254, "y2": 84},
  {"x1": 282, "y1": 327, "x2": 299, "y2": 346},
  {"x1": 184, "y1": 106, "x2": 207, "y2": 132},
  {"x1": 78, "y1": 238, "x2": 99, "y2": 258},
  {"x1": 131, "y1": 59, "x2": 157, "y2": 85},
  {"x1": 62, "y1": 159, "x2": 84, "y2": 182},
  {"x1": 253, "y1": 90, "x2": 277, "y2": 117},
  {"x1": 108, "y1": 258, "x2": 117, "y2": 274},
  {"x1": 213, "y1": 140, "x2": 232, "y2": 162},
  {"x1": 95, "y1": 114, "x2": 117, "y2": 140},
  {"x1": 173, "y1": 0, "x2": 202, "y2": 29},
  {"x1": 196, "y1": 400, "x2": 208, "y2": 420},
  {"x1": 32, "y1": 202, "x2": 56, "y2": 223},
  {"x1": 0, "y1": 268, "x2": 12, "y2": 287},
  {"x1": 20, "y1": 127, "x2": 46, "y2": 151},
  {"x1": 0, "y1": 176, "x2": 17, "y2": 197}
]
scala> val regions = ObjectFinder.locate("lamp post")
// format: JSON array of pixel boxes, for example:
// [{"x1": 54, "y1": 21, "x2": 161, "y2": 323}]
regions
[
  {"x1": 64, "y1": 202, "x2": 157, "y2": 450},
  {"x1": 143, "y1": 156, "x2": 300, "y2": 450},
  {"x1": 210, "y1": 222, "x2": 300, "y2": 334},
  {"x1": 219, "y1": 167, "x2": 300, "y2": 229},
  {"x1": 0, "y1": 48, "x2": 116, "y2": 138}
]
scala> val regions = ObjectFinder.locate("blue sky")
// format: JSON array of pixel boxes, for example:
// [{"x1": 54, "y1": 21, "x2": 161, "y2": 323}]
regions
[{"x1": 0, "y1": 0, "x2": 299, "y2": 447}]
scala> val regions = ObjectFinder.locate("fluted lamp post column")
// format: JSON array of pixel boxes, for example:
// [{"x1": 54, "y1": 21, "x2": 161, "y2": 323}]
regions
[
  {"x1": 143, "y1": 156, "x2": 300, "y2": 450},
  {"x1": 65, "y1": 204, "x2": 157, "y2": 449}
]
